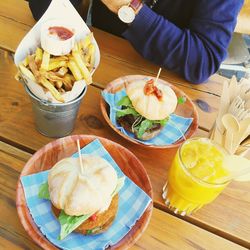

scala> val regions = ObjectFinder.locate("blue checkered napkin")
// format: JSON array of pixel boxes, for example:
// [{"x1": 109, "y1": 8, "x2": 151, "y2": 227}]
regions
[
  {"x1": 21, "y1": 139, "x2": 152, "y2": 250},
  {"x1": 102, "y1": 89, "x2": 193, "y2": 146}
]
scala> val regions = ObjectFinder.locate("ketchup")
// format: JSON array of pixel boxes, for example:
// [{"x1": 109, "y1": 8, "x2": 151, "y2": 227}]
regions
[
  {"x1": 90, "y1": 213, "x2": 97, "y2": 221},
  {"x1": 144, "y1": 79, "x2": 163, "y2": 101},
  {"x1": 48, "y1": 26, "x2": 74, "y2": 40}
]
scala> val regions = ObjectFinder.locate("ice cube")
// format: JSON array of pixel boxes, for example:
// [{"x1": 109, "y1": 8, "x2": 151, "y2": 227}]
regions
[
  {"x1": 189, "y1": 159, "x2": 215, "y2": 181},
  {"x1": 181, "y1": 145, "x2": 198, "y2": 168}
]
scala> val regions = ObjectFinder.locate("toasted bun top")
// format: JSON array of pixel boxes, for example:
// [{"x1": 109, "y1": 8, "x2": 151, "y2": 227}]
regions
[
  {"x1": 48, "y1": 155, "x2": 117, "y2": 216},
  {"x1": 126, "y1": 80, "x2": 177, "y2": 120}
]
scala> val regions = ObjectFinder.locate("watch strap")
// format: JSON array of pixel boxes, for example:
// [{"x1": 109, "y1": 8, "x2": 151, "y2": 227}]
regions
[{"x1": 129, "y1": 0, "x2": 143, "y2": 13}]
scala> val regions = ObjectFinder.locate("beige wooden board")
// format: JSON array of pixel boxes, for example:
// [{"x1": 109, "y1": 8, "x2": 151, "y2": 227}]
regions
[
  {"x1": 0, "y1": 1, "x2": 249, "y2": 248},
  {"x1": 0, "y1": 142, "x2": 40, "y2": 250},
  {"x1": 131, "y1": 209, "x2": 247, "y2": 250},
  {"x1": 235, "y1": 0, "x2": 250, "y2": 34},
  {"x1": 0, "y1": 50, "x2": 249, "y2": 247},
  {"x1": 0, "y1": 141, "x2": 247, "y2": 250}
]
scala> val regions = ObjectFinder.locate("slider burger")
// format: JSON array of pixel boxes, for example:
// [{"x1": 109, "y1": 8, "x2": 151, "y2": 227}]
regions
[
  {"x1": 39, "y1": 155, "x2": 124, "y2": 239},
  {"x1": 116, "y1": 79, "x2": 178, "y2": 140}
]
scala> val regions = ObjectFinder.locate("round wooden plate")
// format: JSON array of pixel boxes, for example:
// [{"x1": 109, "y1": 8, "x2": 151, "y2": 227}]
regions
[
  {"x1": 16, "y1": 135, "x2": 153, "y2": 250},
  {"x1": 100, "y1": 75, "x2": 199, "y2": 149}
]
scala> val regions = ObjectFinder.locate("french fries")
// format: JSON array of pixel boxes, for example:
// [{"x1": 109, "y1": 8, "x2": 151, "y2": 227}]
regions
[
  {"x1": 40, "y1": 77, "x2": 65, "y2": 103},
  {"x1": 40, "y1": 51, "x2": 50, "y2": 71},
  {"x1": 35, "y1": 47, "x2": 43, "y2": 64},
  {"x1": 18, "y1": 33, "x2": 96, "y2": 102},
  {"x1": 87, "y1": 44, "x2": 95, "y2": 69},
  {"x1": 72, "y1": 51, "x2": 92, "y2": 84},
  {"x1": 48, "y1": 60, "x2": 67, "y2": 71},
  {"x1": 19, "y1": 64, "x2": 35, "y2": 82},
  {"x1": 68, "y1": 59, "x2": 82, "y2": 81}
]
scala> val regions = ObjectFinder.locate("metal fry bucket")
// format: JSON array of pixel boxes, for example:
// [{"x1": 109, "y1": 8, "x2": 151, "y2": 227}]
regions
[{"x1": 25, "y1": 86, "x2": 87, "y2": 138}]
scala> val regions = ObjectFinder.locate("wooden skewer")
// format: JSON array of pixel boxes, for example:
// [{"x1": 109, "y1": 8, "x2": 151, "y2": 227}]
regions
[
  {"x1": 240, "y1": 147, "x2": 250, "y2": 157},
  {"x1": 77, "y1": 139, "x2": 84, "y2": 174},
  {"x1": 155, "y1": 68, "x2": 162, "y2": 85}
]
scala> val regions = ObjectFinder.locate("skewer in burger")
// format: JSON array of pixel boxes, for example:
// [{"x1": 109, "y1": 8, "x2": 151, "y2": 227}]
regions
[
  {"x1": 116, "y1": 78, "x2": 178, "y2": 140},
  {"x1": 38, "y1": 155, "x2": 124, "y2": 239}
]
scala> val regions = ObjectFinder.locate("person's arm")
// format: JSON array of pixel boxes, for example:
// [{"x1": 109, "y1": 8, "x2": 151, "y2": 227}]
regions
[
  {"x1": 123, "y1": 1, "x2": 244, "y2": 83},
  {"x1": 28, "y1": 0, "x2": 82, "y2": 21}
]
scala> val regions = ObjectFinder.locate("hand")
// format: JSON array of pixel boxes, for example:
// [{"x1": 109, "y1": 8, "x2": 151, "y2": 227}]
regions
[{"x1": 101, "y1": 0, "x2": 131, "y2": 14}]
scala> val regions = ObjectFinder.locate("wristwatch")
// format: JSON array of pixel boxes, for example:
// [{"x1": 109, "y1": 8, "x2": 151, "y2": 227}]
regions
[{"x1": 118, "y1": 0, "x2": 143, "y2": 24}]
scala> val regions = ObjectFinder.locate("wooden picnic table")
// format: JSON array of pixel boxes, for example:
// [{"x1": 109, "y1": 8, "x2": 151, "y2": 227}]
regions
[
  {"x1": 0, "y1": 1, "x2": 249, "y2": 249},
  {"x1": 235, "y1": 0, "x2": 250, "y2": 35}
]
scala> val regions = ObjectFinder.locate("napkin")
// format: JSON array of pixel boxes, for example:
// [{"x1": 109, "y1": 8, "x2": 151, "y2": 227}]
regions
[
  {"x1": 21, "y1": 139, "x2": 152, "y2": 250},
  {"x1": 102, "y1": 89, "x2": 193, "y2": 146}
]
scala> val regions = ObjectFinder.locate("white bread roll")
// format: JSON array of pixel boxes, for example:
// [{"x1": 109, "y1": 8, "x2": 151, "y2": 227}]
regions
[
  {"x1": 126, "y1": 80, "x2": 177, "y2": 120},
  {"x1": 48, "y1": 155, "x2": 117, "y2": 216}
]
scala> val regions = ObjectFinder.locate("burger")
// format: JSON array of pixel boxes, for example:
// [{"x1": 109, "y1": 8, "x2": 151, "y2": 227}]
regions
[
  {"x1": 116, "y1": 78, "x2": 178, "y2": 140},
  {"x1": 38, "y1": 155, "x2": 124, "y2": 240}
]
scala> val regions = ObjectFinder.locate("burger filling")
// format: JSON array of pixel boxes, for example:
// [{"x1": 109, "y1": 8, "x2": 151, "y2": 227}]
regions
[
  {"x1": 116, "y1": 95, "x2": 168, "y2": 139},
  {"x1": 39, "y1": 176, "x2": 125, "y2": 239}
]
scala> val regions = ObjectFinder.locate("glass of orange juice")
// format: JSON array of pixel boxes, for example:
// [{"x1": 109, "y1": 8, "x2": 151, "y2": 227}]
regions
[{"x1": 162, "y1": 138, "x2": 231, "y2": 215}]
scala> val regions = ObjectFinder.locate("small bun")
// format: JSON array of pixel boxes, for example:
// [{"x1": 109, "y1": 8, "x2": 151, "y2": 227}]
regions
[
  {"x1": 126, "y1": 80, "x2": 177, "y2": 120},
  {"x1": 48, "y1": 155, "x2": 117, "y2": 216}
]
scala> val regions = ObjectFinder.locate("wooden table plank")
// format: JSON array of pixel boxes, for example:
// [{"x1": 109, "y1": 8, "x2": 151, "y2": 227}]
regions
[
  {"x1": 0, "y1": 50, "x2": 249, "y2": 247},
  {"x1": 131, "y1": 209, "x2": 247, "y2": 250},
  {"x1": 0, "y1": 48, "x2": 219, "y2": 133},
  {"x1": 0, "y1": 1, "x2": 249, "y2": 248},
  {"x1": 234, "y1": 0, "x2": 250, "y2": 35},
  {"x1": 0, "y1": 143, "x2": 41, "y2": 250},
  {"x1": 0, "y1": 0, "x2": 225, "y2": 96},
  {"x1": 0, "y1": 142, "x2": 247, "y2": 250}
]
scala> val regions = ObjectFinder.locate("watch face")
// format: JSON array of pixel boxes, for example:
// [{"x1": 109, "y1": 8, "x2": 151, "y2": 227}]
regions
[{"x1": 118, "y1": 6, "x2": 135, "y2": 24}]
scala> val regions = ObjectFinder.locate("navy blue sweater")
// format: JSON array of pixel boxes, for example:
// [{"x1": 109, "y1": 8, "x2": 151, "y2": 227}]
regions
[{"x1": 28, "y1": 0, "x2": 243, "y2": 83}]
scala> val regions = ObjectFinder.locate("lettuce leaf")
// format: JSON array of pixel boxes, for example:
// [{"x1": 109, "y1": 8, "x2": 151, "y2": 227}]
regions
[
  {"x1": 137, "y1": 120, "x2": 153, "y2": 139},
  {"x1": 58, "y1": 211, "x2": 91, "y2": 240},
  {"x1": 133, "y1": 117, "x2": 169, "y2": 139},
  {"x1": 116, "y1": 95, "x2": 169, "y2": 138},
  {"x1": 116, "y1": 107, "x2": 139, "y2": 118},
  {"x1": 38, "y1": 182, "x2": 50, "y2": 200},
  {"x1": 116, "y1": 96, "x2": 138, "y2": 119},
  {"x1": 159, "y1": 117, "x2": 169, "y2": 126},
  {"x1": 116, "y1": 96, "x2": 133, "y2": 107}
]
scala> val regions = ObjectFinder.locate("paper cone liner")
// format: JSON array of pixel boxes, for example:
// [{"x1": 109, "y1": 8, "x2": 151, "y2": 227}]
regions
[{"x1": 14, "y1": 0, "x2": 100, "y2": 103}]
